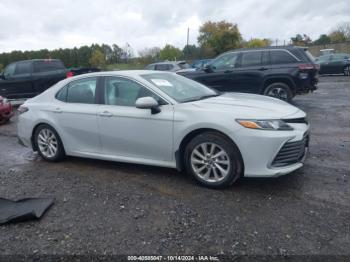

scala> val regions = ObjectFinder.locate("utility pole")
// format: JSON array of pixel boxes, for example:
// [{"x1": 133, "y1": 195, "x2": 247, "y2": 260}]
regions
[
  {"x1": 187, "y1": 28, "x2": 189, "y2": 47},
  {"x1": 186, "y1": 28, "x2": 190, "y2": 60}
]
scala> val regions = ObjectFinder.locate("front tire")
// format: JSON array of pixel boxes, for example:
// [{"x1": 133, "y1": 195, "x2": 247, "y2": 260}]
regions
[
  {"x1": 344, "y1": 66, "x2": 350, "y2": 76},
  {"x1": 34, "y1": 124, "x2": 65, "y2": 162},
  {"x1": 184, "y1": 132, "x2": 243, "y2": 189},
  {"x1": 263, "y1": 82, "x2": 293, "y2": 102}
]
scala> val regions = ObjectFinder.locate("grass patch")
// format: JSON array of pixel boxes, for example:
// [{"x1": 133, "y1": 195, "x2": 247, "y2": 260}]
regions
[{"x1": 106, "y1": 63, "x2": 145, "y2": 71}]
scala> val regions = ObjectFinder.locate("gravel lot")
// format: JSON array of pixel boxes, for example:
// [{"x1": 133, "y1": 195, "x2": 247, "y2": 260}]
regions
[{"x1": 0, "y1": 76, "x2": 349, "y2": 258}]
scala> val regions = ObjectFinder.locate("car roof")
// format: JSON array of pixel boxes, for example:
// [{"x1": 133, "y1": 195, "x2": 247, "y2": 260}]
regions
[
  {"x1": 149, "y1": 61, "x2": 187, "y2": 65},
  {"x1": 220, "y1": 45, "x2": 307, "y2": 55},
  {"x1": 68, "y1": 70, "x2": 174, "y2": 79},
  {"x1": 8, "y1": 59, "x2": 62, "y2": 64}
]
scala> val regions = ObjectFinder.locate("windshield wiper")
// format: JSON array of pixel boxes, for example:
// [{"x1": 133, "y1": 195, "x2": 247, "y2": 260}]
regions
[{"x1": 182, "y1": 93, "x2": 220, "y2": 103}]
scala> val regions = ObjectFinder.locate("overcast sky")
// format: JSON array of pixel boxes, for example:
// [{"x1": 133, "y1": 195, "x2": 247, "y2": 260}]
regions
[{"x1": 0, "y1": 0, "x2": 349, "y2": 55}]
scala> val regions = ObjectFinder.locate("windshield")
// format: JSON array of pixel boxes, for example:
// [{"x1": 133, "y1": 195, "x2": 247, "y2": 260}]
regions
[
  {"x1": 178, "y1": 62, "x2": 191, "y2": 69},
  {"x1": 141, "y1": 73, "x2": 219, "y2": 103}
]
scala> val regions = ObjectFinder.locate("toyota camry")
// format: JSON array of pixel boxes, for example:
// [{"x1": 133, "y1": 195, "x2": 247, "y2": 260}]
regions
[{"x1": 17, "y1": 71, "x2": 309, "y2": 188}]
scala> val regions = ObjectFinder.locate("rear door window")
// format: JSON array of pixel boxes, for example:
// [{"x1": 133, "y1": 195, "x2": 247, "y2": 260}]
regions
[
  {"x1": 240, "y1": 51, "x2": 262, "y2": 67},
  {"x1": 270, "y1": 50, "x2": 297, "y2": 64},
  {"x1": 33, "y1": 60, "x2": 65, "y2": 73},
  {"x1": 155, "y1": 64, "x2": 169, "y2": 71},
  {"x1": 66, "y1": 78, "x2": 97, "y2": 104},
  {"x1": 261, "y1": 51, "x2": 270, "y2": 65}
]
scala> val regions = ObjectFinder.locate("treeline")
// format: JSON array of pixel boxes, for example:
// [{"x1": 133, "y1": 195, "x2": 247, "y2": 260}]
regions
[
  {"x1": 291, "y1": 22, "x2": 350, "y2": 46},
  {"x1": 0, "y1": 43, "x2": 130, "y2": 70}
]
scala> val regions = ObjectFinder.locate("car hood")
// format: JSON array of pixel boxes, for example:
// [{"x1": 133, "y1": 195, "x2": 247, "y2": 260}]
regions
[
  {"x1": 188, "y1": 93, "x2": 304, "y2": 119},
  {"x1": 176, "y1": 68, "x2": 197, "y2": 73}
]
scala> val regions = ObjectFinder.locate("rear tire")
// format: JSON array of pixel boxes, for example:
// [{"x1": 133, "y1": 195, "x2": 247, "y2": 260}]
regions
[
  {"x1": 34, "y1": 124, "x2": 65, "y2": 162},
  {"x1": 263, "y1": 82, "x2": 293, "y2": 102},
  {"x1": 344, "y1": 66, "x2": 350, "y2": 76},
  {"x1": 184, "y1": 132, "x2": 243, "y2": 189}
]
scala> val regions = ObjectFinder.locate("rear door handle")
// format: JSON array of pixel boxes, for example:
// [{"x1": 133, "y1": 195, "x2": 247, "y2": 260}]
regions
[
  {"x1": 259, "y1": 67, "x2": 268, "y2": 71},
  {"x1": 99, "y1": 111, "x2": 113, "y2": 117},
  {"x1": 53, "y1": 108, "x2": 62, "y2": 113}
]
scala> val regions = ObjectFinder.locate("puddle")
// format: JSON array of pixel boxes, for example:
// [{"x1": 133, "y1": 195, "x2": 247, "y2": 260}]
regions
[{"x1": 0, "y1": 136, "x2": 41, "y2": 167}]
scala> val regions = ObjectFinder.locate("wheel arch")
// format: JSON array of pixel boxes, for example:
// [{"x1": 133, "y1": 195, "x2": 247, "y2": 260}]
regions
[
  {"x1": 31, "y1": 122, "x2": 65, "y2": 152},
  {"x1": 175, "y1": 128, "x2": 245, "y2": 175},
  {"x1": 343, "y1": 64, "x2": 350, "y2": 75},
  {"x1": 261, "y1": 76, "x2": 296, "y2": 95}
]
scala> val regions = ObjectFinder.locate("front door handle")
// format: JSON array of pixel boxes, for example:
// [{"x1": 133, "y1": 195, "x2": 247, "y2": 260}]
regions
[{"x1": 99, "y1": 111, "x2": 113, "y2": 117}]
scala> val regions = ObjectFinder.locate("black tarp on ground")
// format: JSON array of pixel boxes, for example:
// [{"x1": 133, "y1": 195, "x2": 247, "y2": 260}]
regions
[{"x1": 0, "y1": 198, "x2": 54, "y2": 225}]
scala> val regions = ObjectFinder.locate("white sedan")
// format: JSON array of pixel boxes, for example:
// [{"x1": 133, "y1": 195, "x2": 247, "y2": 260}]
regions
[{"x1": 17, "y1": 71, "x2": 309, "y2": 188}]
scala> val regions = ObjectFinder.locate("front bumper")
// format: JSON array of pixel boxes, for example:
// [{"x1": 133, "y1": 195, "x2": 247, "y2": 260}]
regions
[{"x1": 230, "y1": 123, "x2": 309, "y2": 177}]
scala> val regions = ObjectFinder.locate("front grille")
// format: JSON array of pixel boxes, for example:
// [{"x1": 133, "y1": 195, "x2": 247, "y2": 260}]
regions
[
  {"x1": 284, "y1": 117, "x2": 308, "y2": 124},
  {"x1": 272, "y1": 135, "x2": 309, "y2": 167}
]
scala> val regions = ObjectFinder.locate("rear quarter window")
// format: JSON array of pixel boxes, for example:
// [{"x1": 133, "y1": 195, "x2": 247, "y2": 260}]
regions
[{"x1": 270, "y1": 50, "x2": 297, "y2": 64}]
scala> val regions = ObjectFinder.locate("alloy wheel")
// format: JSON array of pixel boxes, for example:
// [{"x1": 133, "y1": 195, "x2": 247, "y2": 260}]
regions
[
  {"x1": 190, "y1": 142, "x2": 231, "y2": 183},
  {"x1": 344, "y1": 66, "x2": 350, "y2": 76},
  {"x1": 267, "y1": 87, "x2": 288, "y2": 100},
  {"x1": 37, "y1": 128, "x2": 58, "y2": 158}
]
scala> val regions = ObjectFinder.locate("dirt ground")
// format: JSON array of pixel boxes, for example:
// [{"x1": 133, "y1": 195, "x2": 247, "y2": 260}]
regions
[{"x1": 0, "y1": 76, "x2": 349, "y2": 258}]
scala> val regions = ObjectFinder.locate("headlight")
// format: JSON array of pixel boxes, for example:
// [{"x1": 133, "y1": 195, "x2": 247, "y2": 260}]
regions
[{"x1": 236, "y1": 119, "x2": 293, "y2": 131}]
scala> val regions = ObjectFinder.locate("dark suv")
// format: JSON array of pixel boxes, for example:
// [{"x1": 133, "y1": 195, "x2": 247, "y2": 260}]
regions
[
  {"x1": 0, "y1": 59, "x2": 100, "y2": 99},
  {"x1": 178, "y1": 46, "x2": 319, "y2": 101}
]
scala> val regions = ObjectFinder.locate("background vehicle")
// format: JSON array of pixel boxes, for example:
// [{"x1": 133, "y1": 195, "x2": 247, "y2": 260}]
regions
[
  {"x1": 191, "y1": 59, "x2": 213, "y2": 69},
  {"x1": 0, "y1": 59, "x2": 100, "y2": 99},
  {"x1": 145, "y1": 61, "x2": 194, "y2": 72},
  {"x1": 0, "y1": 96, "x2": 13, "y2": 124},
  {"x1": 178, "y1": 46, "x2": 319, "y2": 102},
  {"x1": 315, "y1": 53, "x2": 350, "y2": 76},
  {"x1": 18, "y1": 71, "x2": 309, "y2": 189},
  {"x1": 320, "y1": 48, "x2": 335, "y2": 55}
]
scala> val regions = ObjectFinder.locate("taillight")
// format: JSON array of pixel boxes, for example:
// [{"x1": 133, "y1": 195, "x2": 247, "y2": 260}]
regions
[
  {"x1": 18, "y1": 105, "x2": 29, "y2": 114},
  {"x1": 298, "y1": 64, "x2": 315, "y2": 70},
  {"x1": 66, "y1": 71, "x2": 74, "y2": 78}
]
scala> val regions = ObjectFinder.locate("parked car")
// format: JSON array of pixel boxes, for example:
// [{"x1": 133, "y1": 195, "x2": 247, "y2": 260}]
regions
[
  {"x1": 0, "y1": 96, "x2": 13, "y2": 124},
  {"x1": 0, "y1": 59, "x2": 101, "y2": 99},
  {"x1": 145, "y1": 61, "x2": 194, "y2": 72},
  {"x1": 18, "y1": 71, "x2": 309, "y2": 189},
  {"x1": 191, "y1": 59, "x2": 213, "y2": 69},
  {"x1": 315, "y1": 53, "x2": 350, "y2": 76},
  {"x1": 178, "y1": 46, "x2": 319, "y2": 102}
]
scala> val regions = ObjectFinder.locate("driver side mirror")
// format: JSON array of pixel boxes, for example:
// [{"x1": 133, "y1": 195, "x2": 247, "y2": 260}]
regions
[
  {"x1": 135, "y1": 96, "x2": 161, "y2": 114},
  {"x1": 203, "y1": 64, "x2": 213, "y2": 73}
]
